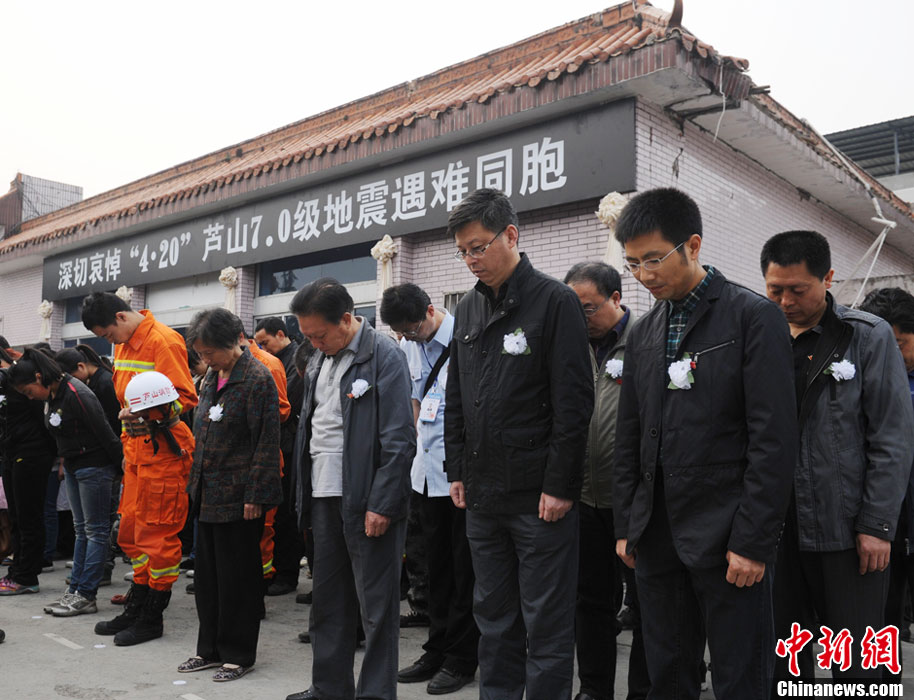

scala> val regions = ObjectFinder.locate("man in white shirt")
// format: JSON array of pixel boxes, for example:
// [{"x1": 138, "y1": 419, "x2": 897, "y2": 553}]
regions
[{"x1": 381, "y1": 283, "x2": 479, "y2": 696}]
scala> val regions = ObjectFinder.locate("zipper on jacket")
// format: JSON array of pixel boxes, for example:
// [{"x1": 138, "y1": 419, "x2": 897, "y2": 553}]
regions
[{"x1": 690, "y1": 339, "x2": 736, "y2": 367}]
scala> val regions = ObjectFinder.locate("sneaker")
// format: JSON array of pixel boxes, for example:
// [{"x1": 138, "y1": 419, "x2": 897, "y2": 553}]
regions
[
  {"x1": 44, "y1": 592, "x2": 77, "y2": 613},
  {"x1": 123, "y1": 571, "x2": 134, "y2": 582},
  {"x1": 41, "y1": 561, "x2": 55, "y2": 573},
  {"x1": 0, "y1": 577, "x2": 39, "y2": 595},
  {"x1": 51, "y1": 592, "x2": 98, "y2": 617},
  {"x1": 186, "y1": 569, "x2": 194, "y2": 579},
  {"x1": 65, "y1": 560, "x2": 74, "y2": 569}
]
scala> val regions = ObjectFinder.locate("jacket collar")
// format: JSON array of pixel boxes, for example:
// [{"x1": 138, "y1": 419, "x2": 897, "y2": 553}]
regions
[
  {"x1": 475, "y1": 253, "x2": 533, "y2": 314},
  {"x1": 126, "y1": 310, "x2": 155, "y2": 352},
  {"x1": 677, "y1": 267, "x2": 726, "y2": 345}
]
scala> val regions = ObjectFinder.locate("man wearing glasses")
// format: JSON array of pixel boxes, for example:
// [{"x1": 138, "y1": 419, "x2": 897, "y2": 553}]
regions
[
  {"x1": 444, "y1": 188, "x2": 593, "y2": 700},
  {"x1": 380, "y1": 283, "x2": 479, "y2": 695},
  {"x1": 612, "y1": 188, "x2": 798, "y2": 699},
  {"x1": 563, "y1": 261, "x2": 648, "y2": 700}
]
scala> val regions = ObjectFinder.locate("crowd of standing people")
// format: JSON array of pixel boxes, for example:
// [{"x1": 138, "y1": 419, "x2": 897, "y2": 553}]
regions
[{"x1": 1, "y1": 186, "x2": 914, "y2": 700}]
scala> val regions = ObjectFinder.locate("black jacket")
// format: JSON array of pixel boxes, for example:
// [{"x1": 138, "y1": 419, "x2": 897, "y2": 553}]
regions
[
  {"x1": 445, "y1": 254, "x2": 594, "y2": 514},
  {"x1": 276, "y1": 340, "x2": 303, "y2": 455},
  {"x1": 0, "y1": 369, "x2": 55, "y2": 463},
  {"x1": 86, "y1": 367, "x2": 121, "y2": 438},
  {"x1": 613, "y1": 270, "x2": 798, "y2": 567},
  {"x1": 45, "y1": 375, "x2": 123, "y2": 471}
]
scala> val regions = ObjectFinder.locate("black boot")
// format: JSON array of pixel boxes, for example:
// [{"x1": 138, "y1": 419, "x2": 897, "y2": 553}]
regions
[
  {"x1": 94, "y1": 583, "x2": 148, "y2": 635},
  {"x1": 113, "y1": 587, "x2": 171, "y2": 646}
]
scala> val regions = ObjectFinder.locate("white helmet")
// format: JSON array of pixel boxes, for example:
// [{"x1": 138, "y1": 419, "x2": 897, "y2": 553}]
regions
[{"x1": 124, "y1": 371, "x2": 179, "y2": 412}]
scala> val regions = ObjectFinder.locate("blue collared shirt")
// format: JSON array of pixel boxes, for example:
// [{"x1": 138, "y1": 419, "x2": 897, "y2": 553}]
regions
[{"x1": 402, "y1": 311, "x2": 454, "y2": 497}]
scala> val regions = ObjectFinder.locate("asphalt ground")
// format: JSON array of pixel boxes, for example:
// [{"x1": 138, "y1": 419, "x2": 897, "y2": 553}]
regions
[{"x1": 1, "y1": 561, "x2": 913, "y2": 699}]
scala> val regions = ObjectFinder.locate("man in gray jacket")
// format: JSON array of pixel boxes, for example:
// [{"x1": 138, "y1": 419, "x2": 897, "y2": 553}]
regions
[
  {"x1": 564, "y1": 261, "x2": 647, "y2": 700},
  {"x1": 286, "y1": 278, "x2": 416, "y2": 700},
  {"x1": 762, "y1": 231, "x2": 914, "y2": 682}
]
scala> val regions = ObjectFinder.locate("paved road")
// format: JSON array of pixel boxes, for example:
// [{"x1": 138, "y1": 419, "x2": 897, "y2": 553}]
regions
[{"x1": 1, "y1": 562, "x2": 912, "y2": 699}]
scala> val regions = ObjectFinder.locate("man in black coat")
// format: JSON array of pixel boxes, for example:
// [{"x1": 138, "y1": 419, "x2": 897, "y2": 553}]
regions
[
  {"x1": 613, "y1": 188, "x2": 798, "y2": 699},
  {"x1": 444, "y1": 189, "x2": 593, "y2": 700}
]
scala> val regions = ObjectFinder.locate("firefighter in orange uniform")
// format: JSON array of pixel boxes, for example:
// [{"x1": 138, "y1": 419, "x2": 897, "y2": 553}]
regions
[
  {"x1": 246, "y1": 337, "x2": 291, "y2": 589},
  {"x1": 81, "y1": 292, "x2": 197, "y2": 646}
]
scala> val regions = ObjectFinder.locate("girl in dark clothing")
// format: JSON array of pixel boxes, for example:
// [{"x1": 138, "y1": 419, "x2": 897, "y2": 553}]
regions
[
  {"x1": 0, "y1": 347, "x2": 55, "y2": 595},
  {"x1": 56, "y1": 345, "x2": 119, "y2": 436},
  {"x1": 8, "y1": 350, "x2": 122, "y2": 615}
]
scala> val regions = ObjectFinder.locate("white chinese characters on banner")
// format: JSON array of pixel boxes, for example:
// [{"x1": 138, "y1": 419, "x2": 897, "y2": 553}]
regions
[{"x1": 54, "y1": 136, "x2": 569, "y2": 295}]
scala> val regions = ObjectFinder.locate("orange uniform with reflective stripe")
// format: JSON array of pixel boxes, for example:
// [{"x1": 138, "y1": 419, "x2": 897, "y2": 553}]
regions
[
  {"x1": 249, "y1": 339, "x2": 289, "y2": 580},
  {"x1": 113, "y1": 310, "x2": 198, "y2": 591}
]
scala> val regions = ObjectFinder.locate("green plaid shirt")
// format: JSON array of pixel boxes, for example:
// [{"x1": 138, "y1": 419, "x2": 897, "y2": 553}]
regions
[{"x1": 666, "y1": 266, "x2": 716, "y2": 365}]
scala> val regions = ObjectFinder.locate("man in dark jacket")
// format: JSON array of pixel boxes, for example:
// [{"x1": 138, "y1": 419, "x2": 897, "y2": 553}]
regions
[
  {"x1": 613, "y1": 188, "x2": 798, "y2": 699},
  {"x1": 253, "y1": 316, "x2": 304, "y2": 596},
  {"x1": 762, "y1": 232, "x2": 914, "y2": 682},
  {"x1": 286, "y1": 278, "x2": 416, "y2": 700},
  {"x1": 444, "y1": 189, "x2": 593, "y2": 700}
]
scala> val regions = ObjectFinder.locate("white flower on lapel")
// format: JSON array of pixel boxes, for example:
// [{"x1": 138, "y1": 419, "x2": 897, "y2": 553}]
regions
[
  {"x1": 502, "y1": 328, "x2": 530, "y2": 356},
  {"x1": 825, "y1": 359, "x2": 856, "y2": 382},
  {"x1": 208, "y1": 404, "x2": 224, "y2": 422},
  {"x1": 0, "y1": 394, "x2": 5, "y2": 406},
  {"x1": 667, "y1": 354, "x2": 696, "y2": 390},
  {"x1": 605, "y1": 358, "x2": 624, "y2": 382},
  {"x1": 48, "y1": 411, "x2": 62, "y2": 427},
  {"x1": 348, "y1": 379, "x2": 371, "y2": 399}
]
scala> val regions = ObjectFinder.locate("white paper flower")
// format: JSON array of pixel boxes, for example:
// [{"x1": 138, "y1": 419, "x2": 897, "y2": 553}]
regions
[
  {"x1": 595, "y1": 191, "x2": 627, "y2": 230},
  {"x1": 605, "y1": 358, "x2": 624, "y2": 379},
  {"x1": 48, "y1": 412, "x2": 62, "y2": 427},
  {"x1": 0, "y1": 394, "x2": 5, "y2": 406},
  {"x1": 667, "y1": 357, "x2": 695, "y2": 390},
  {"x1": 502, "y1": 329, "x2": 530, "y2": 356},
  {"x1": 348, "y1": 379, "x2": 371, "y2": 399},
  {"x1": 208, "y1": 404, "x2": 224, "y2": 422},
  {"x1": 826, "y1": 359, "x2": 856, "y2": 382}
]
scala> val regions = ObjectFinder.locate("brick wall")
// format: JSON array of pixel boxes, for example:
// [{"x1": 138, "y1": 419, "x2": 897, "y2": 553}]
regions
[
  {"x1": 0, "y1": 264, "x2": 45, "y2": 346},
  {"x1": 630, "y1": 99, "x2": 913, "y2": 314}
]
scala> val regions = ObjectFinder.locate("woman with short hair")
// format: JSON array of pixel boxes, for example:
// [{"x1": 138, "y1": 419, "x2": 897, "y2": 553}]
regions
[{"x1": 178, "y1": 308, "x2": 281, "y2": 682}]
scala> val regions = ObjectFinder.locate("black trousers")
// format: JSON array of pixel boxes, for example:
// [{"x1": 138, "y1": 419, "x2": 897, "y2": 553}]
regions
[
  {"x1": 272, "y1": 460, "x2": 304, "y2": 587},
  {"x1": 636, "y1": 484, "x2": 774, "y2": 700},
  {"x1": 576, "y1": 503, "x2": 620, "y2": 699},
  {"x1": 404, "y1": 489, "x2": 429, "y2": 613},
  {"x1": 194, "y1": 516, "x2": 266, "y2": 667},
  {"x1": 418, "y1": 495, "x2": 478, "y2": 675},
  {"x1": 467, "y1": 508, "x2": 579, "y2": 700},
  {"x1": 2, "y1": 452, "x2": 54, "y2": 586},
  {"x1": 773, "y1": 507, "x2": 889, "y2": 683},
  {"x1": 884, "y1": 523, "x2": 914, "y2": 681}
]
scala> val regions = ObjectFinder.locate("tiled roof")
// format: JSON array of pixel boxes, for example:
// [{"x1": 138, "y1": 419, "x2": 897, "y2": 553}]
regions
[{"x1": 0, "y1": 1, "x2": 750, "y2": 258}]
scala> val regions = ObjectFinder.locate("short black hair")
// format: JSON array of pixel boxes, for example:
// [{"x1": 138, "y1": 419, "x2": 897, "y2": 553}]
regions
[
  {"x1": 614, "y1": 188, "x2": 702, "y2": 248},
  {"x1": 563, "y1": 262, "x2": 622, "y2": 300},
  {"x1": 289, "y1": 277, "x2": 354, "y2": 324},
  {"x1": 7, "y1": 347, "x2": 64, "y2": 388},
  {"x1": 447, "y1": 188, "x2": 519, "y2": 238},
  {"x1": 760, "y1": 230, "x2": 831, "y2": 279},
  {"x1": 254, "y1": 316, "x2": 289, "y2": 337},
  {"x1": 186, "y1": 308, "x2": 244, "y2": 350},
  {"x1": 859, "y1": 287, "x2": 914, "y2": 334},
  {"x1": 379, "y1": 284, "x2": 431, "y2": 327},
  {"x1": 81, "y1": 292, "x2": 131, "y2": 330},
  {"x1": 0, "y1": 335, "x2": 10, "y2": 350}
]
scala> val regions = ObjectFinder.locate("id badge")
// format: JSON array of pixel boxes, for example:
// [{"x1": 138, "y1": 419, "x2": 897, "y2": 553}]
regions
[{"x1": 419, "y1": 392, "x2": 442, "y2": 422}]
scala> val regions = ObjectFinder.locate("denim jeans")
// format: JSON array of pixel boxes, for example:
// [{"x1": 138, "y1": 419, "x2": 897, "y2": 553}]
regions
[{"x1": 65, "y1": 466, "x2": 115, "y2": 599}]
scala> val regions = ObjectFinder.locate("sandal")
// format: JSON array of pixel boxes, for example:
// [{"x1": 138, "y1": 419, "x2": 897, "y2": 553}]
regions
[
  {"x1": 178, "y1": 656, "x2": 222, "y2": 673},
  {"x1": 212, "y1": 663, "x2": 253, "y2": 682}
]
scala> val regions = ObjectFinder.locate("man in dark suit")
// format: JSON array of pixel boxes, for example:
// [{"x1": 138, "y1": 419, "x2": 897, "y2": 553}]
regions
[{"x1": 613, "y1": 188, "x2": 798, "y2": 699}]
